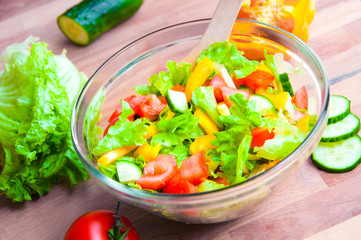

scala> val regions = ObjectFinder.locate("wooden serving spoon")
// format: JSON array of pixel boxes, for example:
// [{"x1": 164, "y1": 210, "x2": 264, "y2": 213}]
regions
[{"x1": 183, "y1": 0, "x2": 244, "y2": 66}]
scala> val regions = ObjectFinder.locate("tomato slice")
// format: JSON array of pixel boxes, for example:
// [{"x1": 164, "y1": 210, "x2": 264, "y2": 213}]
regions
[
  {"x1": 250, "y1": 127, "x2": 275, "y2": 148},
  {"x1": 179, "y1": 150, "x2": 208, "y2": 186},
  {"x1": 219, "y1": 86, "x2": 251, "y2": 108},
  {"x1": 136, "y1": 154, "x2": 177, "y2": 190},
  {"x1": 292, "y1": 86, "x2": 308, "y2": 110},
  {"x1": 209, "y1": 74, "x2": 227, "y2": 102},
  {"x1": 163, "y1": 180, "x2": 197, "y2": 194},
  {"x1": 237, "y1": 70, "x2": 275, "y2": 90}
]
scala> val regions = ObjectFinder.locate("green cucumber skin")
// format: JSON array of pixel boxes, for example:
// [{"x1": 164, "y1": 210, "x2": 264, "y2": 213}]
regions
[
  {"x1": 311, "y1": 135, "x2": 361, "y2": 173},
  {"x1": 320, "y1": 113, "x2": 360, "y2": 142},
  {"x1": 60, "y1": 0, "x2": 143, "y2": 45},
  {"x1": 327, "y1": 95, "x2": 351, "y2": 124},
  {"x1": 279, "y1": 73, "x2": 294, "y2": 96},
  {"x1": 311, "y1": 155, "x2": 361, "y2": 173}
]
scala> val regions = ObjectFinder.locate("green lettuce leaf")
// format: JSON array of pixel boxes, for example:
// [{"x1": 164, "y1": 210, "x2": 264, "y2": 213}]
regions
[
  {"x1": 151, "y1": 111, "x2": 203, "y2": 147},
  {"x1": 91, "y1": 100, "x2": 148, "y2": 156},
  {"x1": 254, "y1": 113, "x2": 305, "y2": 160},
  {"x1": 135, "y1": 61, "x2": 191, "y2": 96},
  {"x1": 229, "y1": 93, "x2": 263, "y2": 127},
  {"x1": 198, "y1": 41, "x2": 258, "y2": 78},
  {"x1": 0, "y1": 38, "x2": 89, "y2": 202},
  {"x1": 160, "y1": 144, "x2": 190, "y2": 165},
  {"x1": 196, "y1": 180, "x2": 226, "y2": 192},
  {"x1": 192, "y1": 86, "x2": 222, "y2": 128}
]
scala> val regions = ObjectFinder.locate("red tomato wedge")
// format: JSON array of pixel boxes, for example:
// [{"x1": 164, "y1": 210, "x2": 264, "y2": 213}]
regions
[
  {"x1": 179, "y1": 150, "x2": 208, "y2": 186},
  {"x1": 105, "y1": 94, "x2": 166, "y2": 136},
  {"x1": 236, "y1": 70, "x2": 275, "y2": 90},
  {"x1": 250, "y1": 127, "x2": 275, "y2": 148},
  {"x1": 171, "y1": 84, "x2": 186, "y2": 92},
  {"x1": 136, "y1": 154, "x2": 177, "y2": 190},
  {"x1": 163, "y1": 180, "x2": 197, "y2": 194},
  {"x1": 138, "y1": 94, "x2": 167, "y2": 117},
  {"x1": 292, "y1": 86, "x2": 308, "y2": 110},
  {"x1": 220, "y1": 86, "x2": 251, "y2": 108},
  {"x1": 209, "y1": 74, "x2": 227, "y2": 102}
]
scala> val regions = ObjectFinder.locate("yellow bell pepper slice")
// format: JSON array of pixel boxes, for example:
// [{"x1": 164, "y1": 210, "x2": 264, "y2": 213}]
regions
[
  {"x1": 295, "y1": 113, "x2": 310, "y2": 132},
  {"x1": 264, "y1": 92, "x2": 290, "y2": 110},
  {"x1": 134, "y1": 142, "x2": 161, "y2": 162},
  {"x1": 194, "y1": 108, "x2": 219, "y2": 135},
  {"x1": 97, "y1": 123, "x2": 158, "y2": 166},
  {"x1": 97, "y1": 145, "x2": 137, "y2": 166},
  {"x1": 185, "y1": 57, "x2": 214, "y2": 102},
  {"x1": 189, "y1": 134, "x2": 216, "y2": 155}
]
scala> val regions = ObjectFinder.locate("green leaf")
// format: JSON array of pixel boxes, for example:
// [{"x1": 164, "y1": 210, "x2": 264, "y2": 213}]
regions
[
  {"x1": 229, "y1": 93, "x2": 263, "y2": 127},
  {"x1": 192, "y1": 86, "x2": 222, "y2": 128},
  {"x1": 0, "y1": 39, "x2": 89, "y2": 202},
  {"x1": 198, "y1": 41, "x2": 258, "y2": 78},
  {"x1": 142, "y1": 61, "x2": 191, "y2": 96},
  {"x1": 92, "y1": 100, "x2": 148, "y2": 155},
  {"x1": 151, "y1": 111, "x2": 202, "y2": 147}
]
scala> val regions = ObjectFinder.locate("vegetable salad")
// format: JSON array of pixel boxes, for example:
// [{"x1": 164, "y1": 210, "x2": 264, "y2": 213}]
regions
[{"x1": 93, "y1": 41, "x2": 317, "y2": 194}]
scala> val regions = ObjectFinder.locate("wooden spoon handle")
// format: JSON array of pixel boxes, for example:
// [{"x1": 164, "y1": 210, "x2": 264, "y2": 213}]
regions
[{"x1": 183, "y1": 0, "x2": 243, "y2": 65}]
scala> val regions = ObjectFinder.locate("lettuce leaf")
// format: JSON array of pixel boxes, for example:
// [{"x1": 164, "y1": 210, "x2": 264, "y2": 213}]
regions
[
  {"x1": 254, "y1": 112, "x2": 306, "y2": 160},
  {"x1": 198, "y1": 41, "x2": 258, "y2": 78},
  {"x1": 229, "y1": 93, "x2": 263, "y2": 127},
  {"x1": 151, "y1": 111, "x2": 203, "y2": 147},
  {"x1": 0, "y1": 38, "x2": 89, "y2": 202},
  {"x1": 91, "y1": 100, "x2": 148, "y2": 156},
  {"x1": 135, "y1": 61, "x2": 191, "y2": 96},
  {"x1": 159, "y1": 144, "x2": 190, "y2": 165},
  {"x1": 192, "y1": 86, "x2": 222, "y2": 128}
]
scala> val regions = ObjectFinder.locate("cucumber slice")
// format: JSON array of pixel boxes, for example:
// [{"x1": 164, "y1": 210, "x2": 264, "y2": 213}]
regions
[
  {"x1": 279, "y1": 73, "x2": 294, "y2": 96},
  {"x1": 166, "y1": 89, "x2": 188, "y2": 113},
  {"x1": 57, "y1": 0, "x2": 143, "y2": 46},
  {"x1": 321, "y1": 113, "x2": 360, "y2": 142},
  {"x1": 249, "y1": 94, "x2": 277, "y2": 116},
  {"x1": 311, "y1": 135, "x2": 361, "y2": 173},
  {"x1": 116, "y1": 160, "x2": 142, "y2": 183},
  {"x1": 328, "y1": 95, "x2": 351, "y2": 124}
]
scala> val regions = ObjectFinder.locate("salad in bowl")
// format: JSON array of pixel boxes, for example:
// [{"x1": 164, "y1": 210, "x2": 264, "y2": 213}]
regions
[
  {"x1": 72, "y1": 19, "x2": 328, "y2": 223},
  {"x1": 91, "y1": 41, "x2": 317, "y2": 194}
]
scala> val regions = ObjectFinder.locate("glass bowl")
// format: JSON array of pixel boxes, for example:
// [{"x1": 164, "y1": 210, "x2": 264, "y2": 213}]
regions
[{"x1": 71, "y1": 19, "x2": 329, "y2": 224}]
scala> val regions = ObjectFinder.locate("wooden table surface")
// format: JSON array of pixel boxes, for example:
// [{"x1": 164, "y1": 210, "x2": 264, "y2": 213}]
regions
[{"x1": 1, "y1": 0, "x2": 361, "y2": 239}]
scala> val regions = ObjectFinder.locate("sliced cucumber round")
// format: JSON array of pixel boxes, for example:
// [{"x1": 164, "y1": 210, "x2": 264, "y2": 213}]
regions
[
  {"x1": 312, "y1": 135, "x2": 361, "y2": 173},
  {"x1": 328, "y1": 95, "x2": 351, "y2": 124},
  {"x1": 279, "y1": 73, "x2": 294, "y2": 96},
  {"x1": 116, "y1": 160, "x2": 142, "y2": 183},
  {"x1": 321, "y1": 113, "x2": 360, "y2": 142},
  {"x1": 166, "y1": 89, "x2": 188, "y2": 113},
  {"x1": 249, "y1": 94, "x2": 277, "y2": 116}
]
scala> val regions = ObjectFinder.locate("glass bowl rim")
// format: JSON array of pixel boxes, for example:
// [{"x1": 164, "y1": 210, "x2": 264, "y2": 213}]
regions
[{"x1": 71, "y1": 18, "x2": 329, "y2": 201}]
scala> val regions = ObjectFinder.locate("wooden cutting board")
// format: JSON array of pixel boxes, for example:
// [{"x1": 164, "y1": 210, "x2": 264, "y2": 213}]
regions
[{"x1": 1, "y1": 0, "x2": 361, "y2": 239}]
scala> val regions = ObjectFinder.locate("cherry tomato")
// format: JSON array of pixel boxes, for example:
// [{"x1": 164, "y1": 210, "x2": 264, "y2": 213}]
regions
[{"x1": 64, "y1": 209, "x2": 139, "y2": 240}]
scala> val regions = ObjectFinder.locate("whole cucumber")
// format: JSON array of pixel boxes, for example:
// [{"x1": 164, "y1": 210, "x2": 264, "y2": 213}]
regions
[{"x1": 57, "y1": 0, "x2": 143, "y2": 46}]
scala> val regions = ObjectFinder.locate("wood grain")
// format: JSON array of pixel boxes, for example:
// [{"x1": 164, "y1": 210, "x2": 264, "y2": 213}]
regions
[{"x1": 1, "y1": 0, "x2": 361, "y2": 239}]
